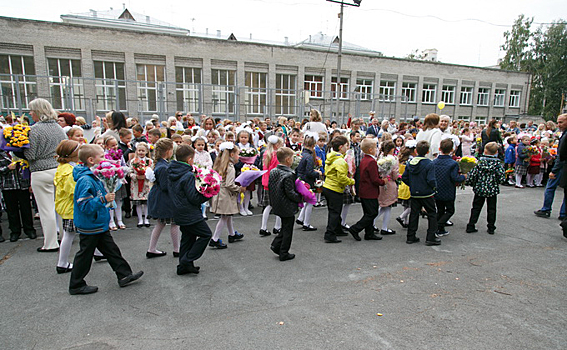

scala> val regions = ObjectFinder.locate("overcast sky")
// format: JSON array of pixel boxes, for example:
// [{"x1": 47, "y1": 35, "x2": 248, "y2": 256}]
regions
[{"x1": 3, "y1": 0, "x2": 565, "y2": 67}]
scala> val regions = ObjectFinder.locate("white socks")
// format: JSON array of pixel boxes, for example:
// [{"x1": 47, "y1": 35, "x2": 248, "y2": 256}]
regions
[{"x1": 57, "y1": 229, "x2": 75, "y2": 268}]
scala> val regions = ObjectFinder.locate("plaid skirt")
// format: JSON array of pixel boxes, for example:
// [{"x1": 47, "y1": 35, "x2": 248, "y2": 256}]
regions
[
  {"x1": 515, "y1": 164, "x2": 528, "y2": 176},
  {"x1": 260, "y1": 189, "x2": 270, "y2": 207},
  {"x1": 62, "y1": 219, "x2": 75, "y2": 233},
  {"x1": 156, "y1": 217, "x2": 175, "y2": 225},
  {"x1": 343, "y1": 187, "x2": 354, "y2": 205}
]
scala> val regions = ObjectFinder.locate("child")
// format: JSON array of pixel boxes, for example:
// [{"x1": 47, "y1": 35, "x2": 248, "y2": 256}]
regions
[
  {"x1": 69, "y1": 144, "x2": 143, "y2": 295},
  {"x1": 322, "y1": 136, "x2": 355, "y2": 243},
  {"x1": 259, "y1": 135, "x2": 284, "y2": 236},
  {"x1": 147, "y1": 128, "x2": 161, "y2": 146},
  {"x1": 432, "y1": 138, "x2": 466, "y2": 237},
  {"x1": 210, "y1": 138, "x2": 223, "y2": 165},
  {"x1": 465, "y1": 142, "x2": 506, "y2": 235},
  {"x1": 269, "y1": 147, "x2": 303, "y2": 261},
  {"x1": 103, "y1": 136, "x2": 127, "y2": 230},
  {"x1": 129, "y1": 142, "x2": 152, "y2": 227},
  {"x1": 225, "y1": 131, "x2": 236, "y2": 143},
  {"x1": 526, "y1": 138, "x2": 541, "y2": 188},
  {"x1": 209, "y1": 142, "x2": 245, "y2": 248},
  {"x1": 286, "y1": 128, "x2": 302, "y2": 151},
  {"x1": 393, "y1": 135, "x2": 403, "y2": 156},
  {"x1": 118, "y1": 128, "x2": 134, "y2": 218},
  {"x1": 167, "y1": 144, "x2": 211, "y2": 275},
  {"x1": 350, "y1": 130, "x2": 362, "y2": 201},
  {"x1": 295, "y1": 133, "x2": 322, "y2": 231},
  {"x1": 67, "y1": 127, "x2": 85, "y2": 144},
  {"x1": 54, "y1": 140, "x2": 80, "y2": 273},
  {"x1": 375, "y1": 140, "x2": 399, "y2": 236},
  {"x1": 395, "y1": 142, "x2": 416, "y2": 228},
  {"x1": 171, "y1": 134, "x2": 183, "y2": 146},
  {"x1": 348, "y1": 138, "x2": 385, "y2": 241},
  {"x1": 131, "y1": 124, "x2": 148, "y2": 149},
  {"x1": 504, "y1": 136, "x2": 517, "y2": 186},
  {"x1": 314, "y1": 132, "x2": 327, "y2": 207},
  {"x1": 193, "y1": 136, "x2": 213, "y2": 218},
  {"x1": 341, "y1": 140, "x2": 356, "y2": 230},
  {"x1": 236, "y1": 129, "x2": 254, "y2": 216},
  {"x1": 147, "y1": 138, "x2": 180, "y2": 258},
  {"x1": 401, "y1": 140, "x2": 439, "y2": 246},
  {"x1": 514, "y1": 135, "x2": 530, "y2": 188}
]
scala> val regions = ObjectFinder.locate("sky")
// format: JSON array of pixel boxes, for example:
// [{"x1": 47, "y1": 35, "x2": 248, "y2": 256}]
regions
[{"x1": 2, "y1": 0, "x2": 566, "y2": 67}]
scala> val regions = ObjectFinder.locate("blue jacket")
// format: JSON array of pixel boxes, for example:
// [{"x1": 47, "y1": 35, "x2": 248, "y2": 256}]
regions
[
  {"x1": 167, "y1": 160, "x2": 209, "y2": 226},
  {"x1": 401, "y1": 157, "x2": 436, "y2": 198},
  {"x1": 148, "y1": 158, "x2": 174, "y2": 219},
  {"x1": 296, "y1": 148, "x2": 319, "y2": 187},
  {"x1": 504, "y1": 144, "x2": 517, "y2": 164},
  {"x1": 515, "y1": 143, "x2": 529, "y2": 166},
  {"x1": 315, "y1": 145, "x2": 326, "y2": 174},
  {"x1": 73, "y1": 165, "x2": 110, "y2": 235},
  {"x1": 432, "y1": 155, "x2": 465, "y2": 201}
]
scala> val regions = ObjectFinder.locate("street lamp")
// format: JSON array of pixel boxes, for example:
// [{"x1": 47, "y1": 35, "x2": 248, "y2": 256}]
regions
[{"x1": 326, "y1": 0, "x2": 361, "y2": 125}]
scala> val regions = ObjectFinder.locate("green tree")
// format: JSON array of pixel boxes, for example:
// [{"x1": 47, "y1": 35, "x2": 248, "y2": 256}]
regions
[{"x1": 500, "y1": 15, "x2": 533, "y2": 71}]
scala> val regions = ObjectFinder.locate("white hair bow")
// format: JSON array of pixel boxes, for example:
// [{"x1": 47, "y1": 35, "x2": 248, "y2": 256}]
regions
[{"x1": 219, "y1": 142, "x2": 235, "y2": 152}]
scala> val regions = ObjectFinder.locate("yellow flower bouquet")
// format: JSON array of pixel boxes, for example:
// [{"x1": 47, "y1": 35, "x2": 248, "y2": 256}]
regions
[{"x1": 1, "y1": 123, "x2": 31, "y2": 151}]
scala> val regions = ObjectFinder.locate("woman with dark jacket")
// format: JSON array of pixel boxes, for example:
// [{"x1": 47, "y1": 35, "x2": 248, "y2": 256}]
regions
[
  {"x1": 295, "y1": 134, "x2": 321, "y2": 231},
  {"x1": 481, "y1": 119, "x2": 503, "y2": 155}
]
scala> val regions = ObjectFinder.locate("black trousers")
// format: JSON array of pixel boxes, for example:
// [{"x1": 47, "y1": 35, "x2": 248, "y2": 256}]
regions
[
  {"x1": 354, "y1": 168, "x2": 361, "y2": 201},
  {"x1": 179, "y1": 220, "x2": 212, "y2": 267},
  {"x1": 271, "y1": 216, "x2": 294, "y2": 256},
  {"x1": 2, "y1": 190, "x2": 35, "y2": 235},
  {"x1": 407, "y1": 196, "x2": 437, "y2": 241},
  {"x1": 467, "y1": 194, "x2": 497, "y2": 231},
  {"x1": 323, "y1": 187, "x2": 344, "y2": 240},
  {"x1": 435, "y1": 199, "x2": 455, "y2": 231},
  {"x1": 122, "y1": 178, "x2": 132, "y2": 214},
  {"x1": 69, "y1": 231, "x2": 132, "y2": 290},
  {"x1": 350, "y1": 198, "x2": 379, "y2": 237}
]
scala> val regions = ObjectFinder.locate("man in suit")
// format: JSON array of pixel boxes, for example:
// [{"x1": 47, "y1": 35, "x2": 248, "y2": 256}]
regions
[
  {"x1": 551, "y1": 114, "x2": 567, "y2": 238},
  {"x1": 366, "y1": 117, "x2": 381, "y2": 138}
]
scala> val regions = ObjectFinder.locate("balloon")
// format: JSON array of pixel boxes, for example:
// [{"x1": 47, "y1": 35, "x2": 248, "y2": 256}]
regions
[{"x1": 437, "y1": 101, "x2": 445, "y2": 110}]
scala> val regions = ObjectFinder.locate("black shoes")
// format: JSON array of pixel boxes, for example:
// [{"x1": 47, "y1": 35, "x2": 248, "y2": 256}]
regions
[
  {"x1": 146, "y1": 251, "x2": 167, "y2": 258},
  {"x1": 228, "y1": 232, "x2": 244, "y2": 243},
  {"x1": 0, "y1": 235, "x2": 4, "y2": 243},
  {"x1": 302, "y1": 225, "x2": 317, "y2": 231},
  {"x1": 125, "y1": 212, "x2": 132, "y2": 218},
  {"x1": 380, "y1": 229, "x2": 396, "y2": 235},
  {"x1": 270, "y1": 245, "x2": 280, "y2": 255},
  {"x1": 26, "y1": 231, "x2": 37, "y2": 239},
  {"x1": 425, "y1": 237, "x2": 442, "y2": 246},
  {"x1": 487, "y1": 230, "x2": 495, "y2": 235},
  {"x1": 324, "y1": 238, "x2": 342, "y2": 243},
  {"x1": 69, "y1": 285, "x2": 98, "y2": 295},
  {"x1": 348, "y1": 228, "x2": 361, "y2": 241},
  {"x1": 534, "y1": 210, "x2": 551, "y2": 218},
  {"x1": 406, "y1": 237, "x2": 420, "y2": 244},
  {"x1": 446, "y1": 221, "x2": 454, "y2": 227},
  {"x1": 466, "y1": 226, "x2": 478, "y2": 233},
  {"x1": 279, "y1": 253, "x2": 295, "y2": 261},
  {"x1": 56, "y1": 264, "x2": 73, "y2": 274},
  {"x1": 37, "y1": 247, "x2": 59, "y2": 252},
  {"x1": 364, "y1": 234, "x2": 382, "y2": 240},
  {"x1": 144, "y1": 223, "x2": 151, "y2": 228},
  {"x1": 173, "y1": 252, "x2": 180, "y2": 258},
  {"x1": 10, "y1": 233, "x2": 20, "y2": 242},
  {"x1": 137, "y1": 224, "x2": 143, "y2": 228},
  {"x1": 296, "y1": 219, "x2": 304, "y2": 226},
  {"x1": 396, "y1": 217, "x2": 408, "y2": 228},
  {"x1": 436, "y1": 230, "x2": 449, "y2": 238},
  {"x1": 118, "y1": 271, "x2": 144, "y2": 287},
  {"x1": 177, "y1": 263, "x2": 200, "y2": 275},
  {"x1": 94, "y1": 255, "x2": 107, "y2": 261},
  {"x1": 209, "y1": 239, "x2": 227, "y2": 249},
  {"x1": 259, "y1": 229, "x2": 271, "y2": 237},
  {"x1": 273, "y1": 228, "x2": 281, "y2": 235}
]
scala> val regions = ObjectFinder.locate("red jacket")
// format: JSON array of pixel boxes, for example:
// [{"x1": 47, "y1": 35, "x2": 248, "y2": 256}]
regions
[{"x1": 358, "y1": 154, "x2": 385, "y2": 199}]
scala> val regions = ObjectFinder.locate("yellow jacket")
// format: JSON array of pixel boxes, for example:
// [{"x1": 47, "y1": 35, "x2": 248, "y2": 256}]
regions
[
  {"x1": 398, "y1": 162, "x2": 411, "y2": 200},
  {"x1": 54, "y1": 163, "x2": 76, "y2": 219},
  {"x1": 323, "y1": 152, "x2": 355, "y2": 193}
]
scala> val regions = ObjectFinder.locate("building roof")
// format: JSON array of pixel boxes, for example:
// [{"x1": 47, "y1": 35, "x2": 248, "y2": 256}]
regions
[{"x1": 294, "y1": 32, "x2": 382, "y2": 56}]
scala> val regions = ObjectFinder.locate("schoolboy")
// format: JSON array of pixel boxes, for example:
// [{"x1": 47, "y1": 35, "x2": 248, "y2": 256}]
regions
[
  {"x1": 401, "y1": 140, "x2": 440, "y2": 246},
  {"x1": 147, "y1": 128, "x2": 161, "y2": 145},
  {"x1": 118, "y1": 128, "x2": 134, "y2": 217},
  {"x1": 168, "y1": 144, "x2": 212, "y2": 275},
  {"x1": 131, "y1": 124, "x2": 148, "y2": 149},
  {"x1": 287, "y1": 128, "x2": 302, "y2": 151},
  {"x1": 348, "y1": 138, "x2": 385, "y2": 241},
  {"x1": 268, "y1": 147, "x2": 303, "y2": 261},
  {"x1": 432, "y1": 138, "x2": 466, "y2": 237},
  {"x1": 504, "y1": 136, "x2": 517, "y2": 186},
  {"x1": 69, "y1": 144, "x2": 143, "y2": 295},
  {"x1": 465, "y1": 142, "x2": 506, "y2": 235},
  {"x1": 314, "y1": 132, "x2": 327, "y2": 207}
]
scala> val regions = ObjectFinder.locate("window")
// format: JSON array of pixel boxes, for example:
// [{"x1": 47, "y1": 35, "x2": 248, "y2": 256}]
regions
[
  {"x1": 493, "y1": 89, "x2": 506, "y2": 107},
  {"x1": 355, "y1": 79, "x2": 373, "y2": 101},
  {"x1": 136, "y1": 64, "x2": 165, "y2": 112},
  {"x1": 211, "y1": 69, "x2": 236, "y2": 115},
  {"x1": 422, "y1": 84, "x2": 436, "y2": 104},
  {"x1": 48, "y1": 58, "x2": 84, "y2": 110},
  {"x1": 276, "y1": 74, "x2": 296, "y2": 115},
  {"x1": 379, "y1": 81, "x2": 396, "y2": 101},
  {"x1": 175, "y1": 67, "x2": 201, "y2": 113},
  {"x1": 304, "y1": 75, "x2": 323, "y2": 98},
  {"x1": 331, "y1": 77, "x2": 349, "y2": 99},
  {"x1": 441, "y1": 85, "x2": 455, "y2": 104},
  {"x1": 477, "y1": 88, "x2": 490, "y2": 106},
  {"x1": 245, "y1": 72, "x2": 267, "y2": 115},
  {"x1": 460, "y1": 87, "x2": 473, "y2": 105},
  {"x1": 0, "y1": 55, "x2": 36, "y2": 111},
  {"x1": 475, "y1": 116, "x2": 487, "y2": 124},
  {"x1": 458, "y1": 116, "x2": 471, "y2": 122},
  {"x1": 94, "y1": 61, "x2": 126, "y2": 112},
  {"x1": 509, "y1": 90, "x2": 521, "y2": 108},
  {"x1": 401, "y1": 82, "x2": 416, "y2": 103}
]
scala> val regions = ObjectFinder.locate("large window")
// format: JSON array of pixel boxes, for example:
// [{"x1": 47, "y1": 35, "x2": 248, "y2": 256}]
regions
[
  {"x1": 304, "y1": 75, "x2": 323, "y2": 98},
  {"x1": 331, "y1": 77, "x2": 349, "y2": 100},
  {"x1": 276, "y1": 74, "x2": 296, "y2": 115},
  {"x1": 477, "y1": 88, "x2": 490, "y2": 106},
  {"x1": 48, "y1": 58, "x2": 84, "y2": 110},
  {"x1": 379, "y1": 81, "x2": 396, "y2": 101},
  {"x1": 401, "y1": 82, "x2": 416, "y2": 103},
  {"x1": 0, "y1": 55, "x2": 36, "y2": 111},
  {"x1": 136, "y1": 64, "x2": 165, "y2": 112},
  {"x1": 94, "y1": 61, "x2": 126, "y2": 112},
  {"x1": 422, "y1": 84, "x2": 436, "y2": 104},
  {"x1": 460, "y1": 87, "x2": 473, "y2": 105},
  {"x1": 441, "y1": 85, "x2": 455, "y2": 104},
  {"x1": 245, "y1": 72, "x2": 267, "y2": 115},
  {"x1": 509, "y1": 90, "x2": 521, "y2": 108},
  {"x1": 211, "y1": 69, "x2": 236, "y2": 115},
  {"x1": 475, "y1": 116, "x2": 487, "y2": 124},
  {"x1": 175, "y1": 67, "x2": 201, "y2": 113},
  {"x1": 355, "y1": 79, "x2": 373, "y2": 101},
  {"x1": 494, "y1": 89, "x2": 506, "y2": 107}
]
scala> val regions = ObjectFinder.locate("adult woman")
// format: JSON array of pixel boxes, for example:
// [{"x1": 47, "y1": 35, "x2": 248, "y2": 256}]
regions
[
  {"x1": 416, "y1": 113, "x2": 443, "y2": 159},
  {"x1": 57, "y1": 112, "x2": 76, "y2": 132},
  {"x1": 24, "y1": 98, "x2": 67, "y2": 252},
  {"x1": 202, "y1": 116, "x2": 215, "y2": 134},
  {"x1": 101, "y1": 111, "x2": 127, "y2": 142},
  {"x1": 302, "y1": 109, "x2": 327, "y2": 134},
  {"x1": 480, "y1": 119, "x2": 503, "y2": 154}
]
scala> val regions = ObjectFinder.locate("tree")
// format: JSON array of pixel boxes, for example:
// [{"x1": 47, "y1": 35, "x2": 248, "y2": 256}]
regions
[{"x1": 500, "y1": 15, "x2": 533, "y2": 71}]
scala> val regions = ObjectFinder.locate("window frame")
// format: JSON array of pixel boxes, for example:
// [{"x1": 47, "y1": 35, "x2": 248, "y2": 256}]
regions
[
  {"x1": 477, "y1": 87, "x2": 490, "y2": 106},
  {"x1": 211, "y1": 69, "x2": 236, "y2": 115},
  {"x1": 48, "y1": 58, "x2": 84, "y2": 111},
  {"x1": 421, "y1": 84, "x2": 437, "y2": 104},
  {"x1": 304, "y1": 75, "x2": 324, "y2": 99},
  {"x1": 275, "y1": 73, "x2": 296, "y2": 116},
  {"x1": 355, "y1": 78, "x2": 373, "y2": 101},
  {"x1": 94, "y1": 61, "x2": 127, "y2": 112},
  {"x1": 0, "y1": 54, "x2": 37, "y2": 111},
  {"x1": 136, "y1": 64, "x2": 165, "y2": 113},
  {"x1": 175, "y1": 66, "x2": 202, "y2": 114},
  {"x1": 441, "y1": 85, "x2": 455, "y2": 104},
  {"x1": 401, "y1": 82, "x2": 417, "y2": 103},
  {"x1": 509, "y1": 90, "x2": 521, "y2": 108},
  {"x1": 379, "y1": 80, "x2": 396, "y2": 102},
  {"x1": 331, "y1": 76, "x2": 349, "y2": 100},
  {"x1": 460, "y1": 86, "x2": 473, "y2": 105},
  {"x1": 245, "y1": 71, "x2": 268, "y2": 115}
]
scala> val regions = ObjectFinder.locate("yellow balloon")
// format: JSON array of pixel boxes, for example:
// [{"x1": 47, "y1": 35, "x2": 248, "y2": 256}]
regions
[{"x1": 437, "y1": 101, "x2": 446, "y2": 110}]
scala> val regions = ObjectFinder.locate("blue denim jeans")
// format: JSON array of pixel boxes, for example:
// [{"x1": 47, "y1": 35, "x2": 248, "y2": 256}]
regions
[{"x1": 541, "y1": 169, "x2": 566, "y2": 217}]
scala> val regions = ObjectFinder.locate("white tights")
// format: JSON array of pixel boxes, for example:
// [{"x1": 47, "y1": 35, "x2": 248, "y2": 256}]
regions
[
  {"x1": 109, "y1": 198, "x2": 124, "y2": 228},
  {"x1": 213, "y1": 215, "x2": 235, "y2": 241},
  {"x1": 136, "y1": 203, "x2": 149, "y2": 224},
  {"x1": 298, "y1": 203, "x2": 313, "y2": 226},
  {"x1": 515, "y1": 174, "x2": 523, "y2": 186},
  {"x1": 399, "y1": 207, "x2": 411, "y2": 225},
  {"x1": 261, "y1": 205, "x2": 281, "y2": 231},
  {"x1": 148, "y1": 221, "x2": 180, "y2": 253},
  {"x1": 374, "y1": 206, "x2": 392, "y2": 231},
  {"x1": 57, "y1": 229, "x2": 75, "y2": 268},
  {"x1": 238, "y1": 191, "x2": 251, "y2": 211},
  {"x1": 341, "y1": 204, "x2": 351, "y2": 226}
]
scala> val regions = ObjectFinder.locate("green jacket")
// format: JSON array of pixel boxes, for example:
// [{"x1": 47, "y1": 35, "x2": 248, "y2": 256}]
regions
[{"x1": 323, "y1": 152, "x2": 355, "y2": 193}]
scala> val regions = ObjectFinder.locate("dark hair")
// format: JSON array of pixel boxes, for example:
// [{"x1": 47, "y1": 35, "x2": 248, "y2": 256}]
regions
[
  {"x1": 110, "y1": 111, "x2": 127, "y2": 131},
  {"x1": 381, "y1": 140, "x2": 395, "y2": 155},
  {"x1": 486, "y1": 119, "x2": 498, "y2": 136},
  {"x1": 192, "y1": 137, "x2": 208, "y2": 151},
  {"x1": 290, "y1": 127, "x2": 300, "y2": 135},
  {"x1": 176, "y1": 144, "x2": 195, "y2": 162},
  {"x1": 132, "y1": 124, "x2": 143, "y2": 133},
  {"x1": 58, "y1": 112, "x2": 76, "y2": 126},
  {"x1": 416, "y1": 140, "x2": 430, "y2": 157},
  {"x1": 440, "y1": 138, "x2": 454, "y2": 154},
  {"x1": 398, "y1": 147, "x2": 413, "y2": 163},
  {"x1": 148, "y1": 128, "x2": 161, "y2": 137},
  {"x1": 330, "y1": 135, "x2": 348, "y2": 152},
  {"x1": 349, "y1": 130, "x2": 360, "y2": 139},
  {"x1": 506, "y1": 136, "x2": 516, "y2": 144}
]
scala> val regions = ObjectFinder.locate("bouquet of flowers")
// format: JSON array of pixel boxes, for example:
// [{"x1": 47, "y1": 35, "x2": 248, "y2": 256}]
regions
[
  {"x1": 235, "y1": 164, "x2": 267, "y2": 187},
  {"x1": 475, "y1": 137, "x2": 483, "y2": 157},
  {"x1": 291, "y1": 151, "x2": 302, "y2": 170},
  {"x1": 1, "y1": 123, "x2": 31, "y2": 151},
  {"x1": 314, "y1": 156, "x2": 323, "y2": 171},
  {"x1": 314, "y1": 179, "x2": 324, "y2": 193},
  {"x1": 505, "y1": 167, "x2": 515, "y2": 178},
  {"x1": 524, "y1": 145, "x2": 539, "y2": 157},
  {"x1": 458, "y1": 156, "x2": 477, "y2": 189},
  {"x1": 130, "y1": 157, "x2": 152, "y2": 192},
  {"x1": 295, "y1": 178, "x2": 317, "y2": 207},
  {"x1": 10, "y1": 155, "x2": 30, "y2": 180},
  {"x1": 92, "y1": 160, "x2": 127, "y2": 208},
  {"x1": 194, "y1": 166, "x2": 222, "y2": 198},
  {"x1": 239, "y1": 148, "x2": 258, "y2": 164},
  {"x1": 105, "y1": 148, "x2": 123, "y2": 161},
  {"x1": 377, "y1": 155, "x2": 397, "y2": 178}
]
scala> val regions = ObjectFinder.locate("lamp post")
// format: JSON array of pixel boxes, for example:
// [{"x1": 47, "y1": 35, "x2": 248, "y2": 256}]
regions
[{"x1": 326, "y1": 0, "x2": 361, "y2": 125}]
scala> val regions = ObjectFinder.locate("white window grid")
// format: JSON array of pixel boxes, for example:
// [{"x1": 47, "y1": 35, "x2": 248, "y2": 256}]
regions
[
  {"x1": 379, "y1": 81, "x2": 396, "y2": 102},
  {"x1": 245, "y1": 72, "x2": 267, "y2": 115},
  {"x1": 475, "y1": 116, "x2": 487, "y2": 124},
  {"x1": 460, "y1": 87, "x2": 473, "y2": 105},
  {"x1": 422, "y1": 84, "x2": 437, "y2": 104},
  {"x1": 136, "y1": 64, "x2": 165, "y2": 112},
  {"x1": 402, "y1": 82, "x2": 416, "y2": 103},
  {"x1": 304, "y1": 75, "x2": 324, "y2": 99},
  {"x1": 48, "y1": 58, "x2": 84, "y2": 111},
  {"x1": 276, "y1": 74, "x2": 296, "y2": 115},
  {"x1": 331, "y1": 77, "x2": 349, "y2": 100},
  {"x1": 0, "y1": 55, "x2": 36, "y2": 110},
  {"x1": 477, "y1": 88, "x2": 490, "y2": 106},
  {"x1": 94, "y1": 61, "x2": 126, "y2": 112},
  {"x1": 493, "y1": 89, "x2": 506, "y2": 107},
  {"x1": 441, "y1": 85, "x2": 455, "y2": 104},
  {"x1": 175, "y1": 67, "x2": 201, "y2": 113},
  {"x1": 355, "y1": 79, "x2": 373, "y2": 101},
  {"x1": 509, "y1": 90, "x2": 521, "y2": 108},
  {"x1": 458, "y1": 116, "x2": 471, "y2": 122},
  {"x1": 212, "y1": 69, "x2": 236, "y2": 114}
]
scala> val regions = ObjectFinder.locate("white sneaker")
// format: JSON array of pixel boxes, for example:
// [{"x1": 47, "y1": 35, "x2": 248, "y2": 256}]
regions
[
  {"x1": 239, "y1": 209, "x2": 248, "y2": 216},
  {"x1": 245, "y1": 209, "x2": 253, "y2": 216}
]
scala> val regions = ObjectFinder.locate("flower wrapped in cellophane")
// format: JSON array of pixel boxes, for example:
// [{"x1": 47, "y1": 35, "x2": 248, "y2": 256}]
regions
[
  {"x1": 1, "y1": 123, "x2": 31, "y2": 151},
  {"x1": 295, "y1": 178, "x2": 317, "y2": 207},
  {"x1": 92, "y1": 160, "x2": 128, "y2": 208},
  {"x1": 458, "y1": 156, "x2": 478, "y2": 174},
  {"x1": 239, "y1": 148, "x2": 258, "y2": 164},
  {"x1": 194, "y1": 166, "x2": 222, "y2": 198},
  {"x1": 235, "y1": 164, "x2": 266, "y2": 187}
]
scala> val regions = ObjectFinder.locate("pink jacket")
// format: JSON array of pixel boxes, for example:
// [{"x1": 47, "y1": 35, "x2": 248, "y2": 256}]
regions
[
  {"x1": 194, "y1": 150, "x2": 213, "y2": 169},
  {"x1": 262, "y1": 151, "x2": 279, "y2": 189}
]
